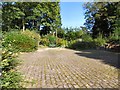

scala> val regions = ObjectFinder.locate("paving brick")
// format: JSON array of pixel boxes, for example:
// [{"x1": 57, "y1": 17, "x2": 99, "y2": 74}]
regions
[{"x1": 17, "y1": 48, "x2": 119, "y2": 88}]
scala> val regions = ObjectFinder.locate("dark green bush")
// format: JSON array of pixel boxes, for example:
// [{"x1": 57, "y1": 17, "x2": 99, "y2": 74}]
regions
[
  {"x1": 40, "y1": 35, "x2": 68, "y2": 47},
  {"x1": 108, "y1": 28, "x2": 120, "y2": 44},
  {"x1": 3, "y1": 31, "x2": 38, "y2": 52},
  {"x1": 68, "y1": 33, "x2": 106, "y2": 50},
  {"x1": 68, "y1": 40, "x2": 96, "y2": 50},
  {"x1": 94, "y1": 35, "x2": 106, "y2": 47},
  {"x1": 40, "y1": 35, "x2": 57, "y2": 47},
  {"x1": 56, "y1": 38, "x2": 68, "y2": 47},
  {"x1": 82, "y1": 34, "x2": 93, "y2": 42},
  {"x1": 48, "y1": 35, "x2": 56, "y2": 45}
]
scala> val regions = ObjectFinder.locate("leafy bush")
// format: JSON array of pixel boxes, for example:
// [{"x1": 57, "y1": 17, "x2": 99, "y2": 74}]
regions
[
  {"x1": 3, "y1": 31, "x2": 38, "y2": 52},
  {"x1": 21, "y1": 30, "x2": 40, "y2": 49},
  {"x1": 108, "y1": 28, "x2": 120, "y2": 44},
  {"x1": 68, "y1": 33, "x2": 106, "y2": 50},
  {"x1": 1, "y1": 30, "x2": 40, "y2": 89},
  {"x1": 68, "y1": 40, "x2": 96, "y2": 50},
  {"x1": 40, "y1": 35, "x2": 68, "y2": 47},
  {"x1": 1, "y1": 45, "x2": 23, "y2": 89},
  {"x1": 39, "y1": 37, "x2": 49, "y2": 46},
  {"x1": 21, "y1": 29, "x2": 40, "y2": 42},
  {"x1": 67, "y1": 40, "x2": 76, "y2": 48},
  {"x1": 82, "y1": 34, "x2": 93, "y2": 42},
  {"x1": 94, "y1": 35, "x2": 106, "y2": 47},
  {"x1": 48, "y1": 35, "x2": 56, "y2": 45},
  {"x1": 56, "y1": 38, "x2": 68, "y2": 47},
  {"x1": 1, "y1": 70, "x2": 23, "y2": 89},
  {"x1": 39, "y1": 35, "x2": 55, "y2": 47}
]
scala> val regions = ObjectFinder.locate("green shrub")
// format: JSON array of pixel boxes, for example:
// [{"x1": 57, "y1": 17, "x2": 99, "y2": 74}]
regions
[
  {"x1": 39, "y1": 35, "x2": 56, "y2": 47},
  {"x1": 21, "y1": 29, "x2": 40, "y2": 42},
  {"x1": 3, "y1": 31, "x2": 38, "y2": 52},
  {"x1": 68, "y1": 33, "x2": 106, "y2": 50},
  {"x1": 68, "y1": 40, "x2": 96, "y2": 50},
  {"x1": 40, "y1": 36, "x2": 68, "y2": 47},
  {"x1": 82, "y1": 34, "x2": 93, "y2": 42},
  {"x1": 1, "y1": 30, "x2": 41, "y2": 89},
  {"x1": 56, "y1": 38, "x2": 68, "y2": 47},
  {"x1": 1, "y1": 46, "x2": 23, "y2": 89},
  {"x1": 1, "y1": 70, "x2": 23, "y2": 89},
  {"x1": 21, "y1": 30, "x2": 40, "y2": 49},
  {"x1": 108, "y1": 28, "x2": 120, "y2": 44},
  {"x1": 67, "y1": 40, "x2": 76, "y2": 48},
  {"x1": 94, "y1": 35, "x2": 106, "y2": 47},
  {"x1": 48, "y1": 35, "x2": 56, "y2": 45},
  {"x1": 39, "y1": 37, "x2": 49, "y2": 46}
]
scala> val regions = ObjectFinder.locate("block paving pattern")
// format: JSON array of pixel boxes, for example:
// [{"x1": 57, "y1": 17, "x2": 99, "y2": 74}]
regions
[{"x1": 17, "y1": 48, "x2": 119, "y2": 88}]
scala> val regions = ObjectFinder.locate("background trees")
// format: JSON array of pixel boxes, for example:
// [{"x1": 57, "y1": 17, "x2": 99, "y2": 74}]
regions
[
  {"x1": 84, "y1": 2, "x2": 120, "y2": 40},
  {"x1": 2, "y1": 2, "x2": 61, "y2": 35}
]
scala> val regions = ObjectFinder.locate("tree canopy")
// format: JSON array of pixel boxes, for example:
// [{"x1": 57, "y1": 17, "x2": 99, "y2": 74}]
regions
[
  {"x1": 2, "y1": 2, "x2": 62, "y2": 35},
  {"x1": 84, "y1": 2, "x2": 120, "y2": 39}
]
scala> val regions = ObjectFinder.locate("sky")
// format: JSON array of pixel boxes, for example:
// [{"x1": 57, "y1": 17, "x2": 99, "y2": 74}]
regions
[{"x1": 60, "y1": 2, "x2": 86, "y2": 28}]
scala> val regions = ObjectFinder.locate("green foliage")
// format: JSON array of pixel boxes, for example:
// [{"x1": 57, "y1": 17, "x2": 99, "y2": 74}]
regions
[
  {"x1": 67, "y1": 40, "x2": 76, "y2": 48},
  {"x1": 3, "y1": 31, "x2": 38, "y2": 52},
  {"x1": 57, "y1": 29, "x2": 65, "y2": 38},
  {"x1": 68, "y1": 33, "x2": 106, "y2": 50},
  {"x1": 75, "y1": 30, "x2": 84, "y2": 38},
  {"x1": 108, "y1": 28, "x2": 120, "y2": 42},
  {"x1": 84, "y1": 2, "x2": 119, "y2": 38},
  {"x1": 21, "y1": 30, "x2": 40, "y2": 41},
  {"x1": 56, "y1": 38, "x2": 68, "y2": 47},
  {"x1": 63, "y1": 27, "x2": 84, "y2": 41},
  {"x1": 2, "y1": 2, "x2": 25, "y2": 31},
  {"x1": 94, "y1": 36, "x2": 106, "y2": 47},
  {"x1": 40, "y1": 35, "x2": 57, "y2": 47},
  {"x1": 82, "y1": 34, "x2": 93, "y2": 42},
  {"x1": 2, "y1": 2, "x2": 62, "y2": 33},
  {"x1": 1, "y1": 71, "x2": 23, "y2": 89},
  {"x1": 1, "y1": 29, "x2": 41, "y2": 89},
  {"x1": 21, "y1": 30, "x2": 41, "y2": 48},
  {"x1": 65, "y1": 31, "x2": 76, "y2": 40},
  {"x1": 48, "y1": 35, "x2": 56, "y2": 45},
  {"x1": 39, "y1": 35, "x2": 68, "y2": 47},
  {"x1": 68, "y1": 40, "x2": 96, "y2": 50},
  {"x1": 39, "y1": 37, "x2": 50, "y2": 46},
  {"x1": 1, "y1": 44, "x2": 23, "y2": 89}
]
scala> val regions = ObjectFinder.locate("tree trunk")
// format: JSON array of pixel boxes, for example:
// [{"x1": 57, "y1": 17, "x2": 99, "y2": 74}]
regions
[
  {"x1": 56, "y1": 29, "x2": 57, "y2": 38},
  {"x1": 22, "y1": 18, "x2": 25, "y2": 32},
  {"x1": 56, "y1": 29, "x2": 57, "y2": 45}
]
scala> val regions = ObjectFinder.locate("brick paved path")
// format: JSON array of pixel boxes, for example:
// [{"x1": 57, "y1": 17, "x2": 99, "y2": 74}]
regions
[{"x1": 17, "y1": 48, "x2": 119, "y2": 88}]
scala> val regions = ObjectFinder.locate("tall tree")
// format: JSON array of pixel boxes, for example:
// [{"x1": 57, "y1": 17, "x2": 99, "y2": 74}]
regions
[
  {"x1": 84, "y1": 2, "x2": 119, "y2": 38},
  {"x1": 2, "y1": 2, "x2": 62, "y2": 34},
  {"x1": 2, "y1": 2, "x2": 25, "y2": 31}
]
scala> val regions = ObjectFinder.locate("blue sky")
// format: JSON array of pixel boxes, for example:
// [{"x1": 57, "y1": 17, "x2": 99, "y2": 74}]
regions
[{"x1": 60, "y1": 2, "x2": 86, "y2": 28}]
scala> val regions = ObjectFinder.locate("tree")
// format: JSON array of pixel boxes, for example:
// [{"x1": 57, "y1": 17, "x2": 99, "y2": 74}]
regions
[
  {"x1": 62, "y1": 27, "x2": 84, "y2": 41},
  {"x1": 84, "y1": 2, "x2": 119, "y2": 38},
  {"x1": 2, "y1": 2, "x2": 62, "y2": 34},
  {"x1": 57, "y1": 28, "x2": 65, "y2": 38},
  {"x1": 2, "y1": 2, "x2": 25, "y2": 31}
]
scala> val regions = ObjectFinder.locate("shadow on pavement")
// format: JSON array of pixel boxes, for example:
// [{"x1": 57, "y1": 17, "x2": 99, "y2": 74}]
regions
[{"x1": 75, "y1": 49, "x2": 120, "y2": 69}]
